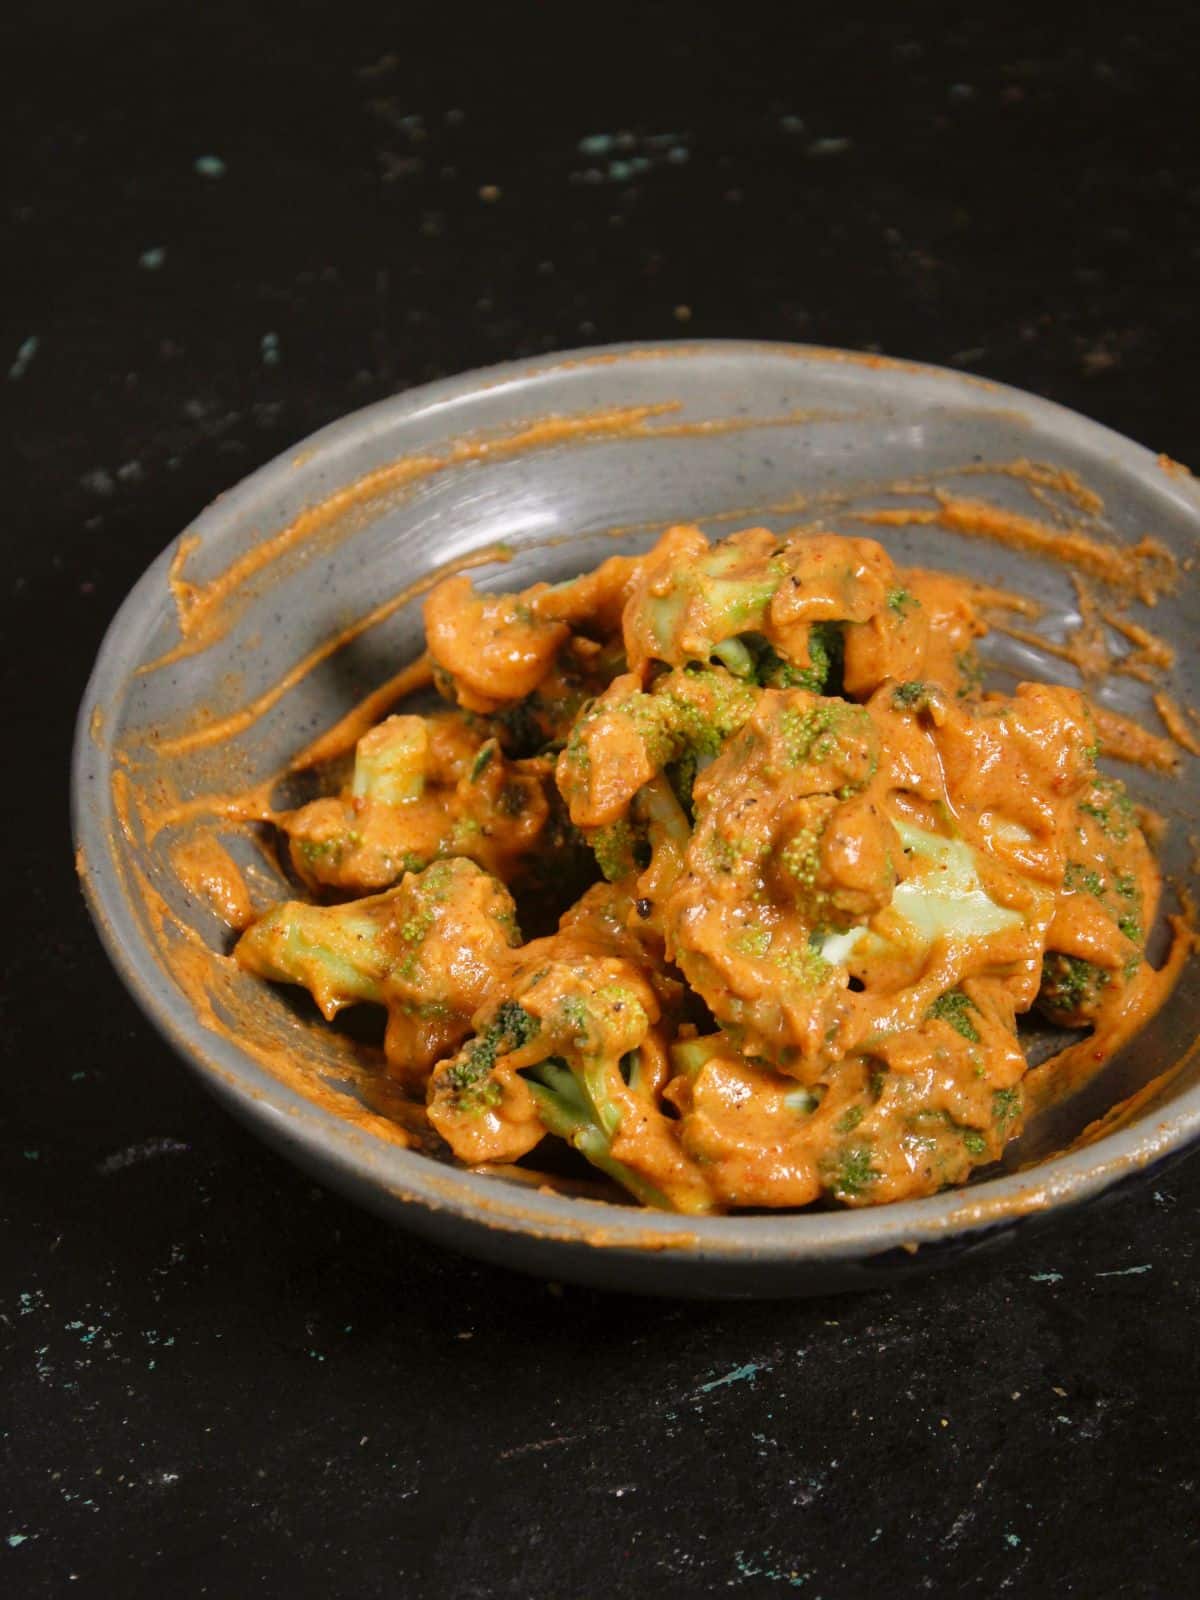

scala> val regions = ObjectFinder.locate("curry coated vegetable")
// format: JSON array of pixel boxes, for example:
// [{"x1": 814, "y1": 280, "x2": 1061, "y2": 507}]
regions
[{"x1": 234, "y1": 523, "x2": 1163, "y2": 1210}]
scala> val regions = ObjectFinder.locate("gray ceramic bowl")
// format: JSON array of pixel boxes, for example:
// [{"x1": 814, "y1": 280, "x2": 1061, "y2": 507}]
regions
[{"x1": 73, "y1": 341, "x2": 1200, "y2": 1297}]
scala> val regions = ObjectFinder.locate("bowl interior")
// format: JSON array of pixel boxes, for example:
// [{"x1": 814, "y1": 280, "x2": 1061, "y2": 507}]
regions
[{"x1": 74, "y1": 342, "x2": 1200, "y2": 1290}]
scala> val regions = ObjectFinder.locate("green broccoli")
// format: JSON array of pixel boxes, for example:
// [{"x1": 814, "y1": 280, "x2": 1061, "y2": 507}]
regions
[
  {"x1": 556, "y1": 665, "x2": 759, "y2": 832},
  {"x1": 887, "y1": 587, "x2": 919, "y2": 618},
  {"x1": 1036, "y1": 952, "x2": 1110, "y2": 1028},
  {"x1": 773, "y1": 698, "x2": 877, "y2": 783},
  {"x1": 521, "y1": 1054, "x2": 694, "y2": 1209},
  {"x1": 926, "y1": 989, "x2": 981, "y2": 1043},
  {"x1": 892, "y1": 680, "x2": 933, "y2": 711},
  {"x1": 715, "y1": 623, "x2": 844, "y2": 695},
  {"x1": 431, "y1": 965, "x2": 713, "y2": 1210},
  {"x1": 1077, "y1": 775, "x2": 1136, "y2": 844},
  {"x1": 235, "y1": 859, "x2": 521, "y2": 1078},
  {"x1": 441, "y1": 998, "x2": 540, "y2": 1100},
  {"x1": 992, "y1": 1086, "x2": 1023, "y2": 1129},
  {"x1": 234, "y1": 895, "x2": 391, "y2": 1018},
  {"x1": 626, "y1": 532, "x2": 787, "y2": 667},
  {"x1": 822, "y1": 1142, "x2": 880, "y2": 1201},
  {"x1": 434, "y1": 1001, "x2": 541, "y2": 1113}
]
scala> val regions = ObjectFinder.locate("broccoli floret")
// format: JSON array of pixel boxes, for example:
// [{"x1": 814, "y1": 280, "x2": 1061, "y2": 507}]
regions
[
  {"x1": 520, "y1": 1055, "x2": 695, "y2": 1209},
  {"x1": 437, "y1": 1001, "x2": 541, "y2": 1111},
  {"x1": 992, "y1": 1087, "x2": 1023, "y2": 1129},
  {"x1": 433, "y1": 965, "x2": 714, "y2": 1210},
  {"x1": 887, "y1": 587, "x2": 919, "y2": 617},
  {"x1": 234, "y1": 896, "x2": 390, "y2": 1017},
  {"x1": 742, "y1": 623, "x2": 844, "y2": 695},
  {"x1": 926, "y1": 989, "x2": 981, "y2": 1043},
  {"x1": 1077, "y1": 776, "x2": 1136, "y2": 844},
  {"x1": 236, "y1": 859, "x2": 524, "y2": 1087},
  {"x1": 892, "y1": 680, "x2": 932, "y2": 710},
  {"x1": 557, "y1": 666, "x2": 758, "y2": 833},
  {"x1": 625, "y1": 532, "x2": 786, "y2": 667},
  {"x1": 1036, "y1": 952, "x2": 1110, "y2": 1027},
  {"x1": 776, "y1": 801, "x2": 833, "y2": 891},
  {"x1": 776, "y1": 700, "x2": 875, "y2": 782},
  {"x1": 823, "y1": 1142, "x2": 880, "y2": 1201},
  {"x1": 590, "y1": 820, "x2": 636, "y2": 882},
  {"x1": 1063, "y1": 861, "x2": 1106, "y2": 897}
]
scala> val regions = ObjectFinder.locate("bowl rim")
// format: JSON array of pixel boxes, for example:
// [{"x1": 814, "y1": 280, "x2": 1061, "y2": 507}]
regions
[{"x1": 71, "y1": 337, "x2": 1200, "y2": 1267}]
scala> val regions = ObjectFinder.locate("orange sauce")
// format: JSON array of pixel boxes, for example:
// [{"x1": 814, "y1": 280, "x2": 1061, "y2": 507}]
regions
[{"x1": 170, "y1": 833, "x2": 256, "y2": 929}]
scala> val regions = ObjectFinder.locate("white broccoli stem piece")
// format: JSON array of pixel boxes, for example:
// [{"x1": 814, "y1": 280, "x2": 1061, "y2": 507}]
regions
[{"x1": 351, "y1": 715, "x2": 429, "y2": 806}]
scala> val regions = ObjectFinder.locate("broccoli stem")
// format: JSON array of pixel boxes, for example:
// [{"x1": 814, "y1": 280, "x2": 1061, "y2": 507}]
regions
[
  {"x1": 234, "y1": 899, "x2": 389, "y2": 1017},
  {"x1": 521, "y1": 1059, "x2": 681, "y2": 1210},
  {"x1": 350, "y1": 715, "x2": 429, "y2": 806},
  {"x1": 709, "y1": 636, "x2": 757, "y2": 679}
]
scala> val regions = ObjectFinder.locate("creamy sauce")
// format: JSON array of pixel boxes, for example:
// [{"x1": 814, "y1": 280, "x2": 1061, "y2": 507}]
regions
[
  {"x1": 1153, "y1": 691, "x2": 1200, "y2": 757},
  {"x1": 151, "y1": 544, "x2": 511, "y2": 757},
  {"x1": 1090, "y1": 705, "x2": 1181, "y2": 774},
  {"x1": 857, "y1": 495, "x2": 1176, "y2": 603},
  {"x1": 289, "y1": 655, "x2": 434, "y2": 770},
  {"x1": 145, "y1": 405, "x2": 682, "y2": 671},
  {"x1": 170, "y1": 833, "x2": 255, "y2": 929}
]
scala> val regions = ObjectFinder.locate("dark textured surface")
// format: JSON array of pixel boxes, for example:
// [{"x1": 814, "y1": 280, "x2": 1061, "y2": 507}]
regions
[{"x1": 6, "y1": 3, "x2": 1200, "y2": 1594}]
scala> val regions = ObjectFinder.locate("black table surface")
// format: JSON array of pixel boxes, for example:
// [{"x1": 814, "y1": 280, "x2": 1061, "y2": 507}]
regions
[{"x1": 6, "y1": 3, "x2": 1200, "y2": 1594}]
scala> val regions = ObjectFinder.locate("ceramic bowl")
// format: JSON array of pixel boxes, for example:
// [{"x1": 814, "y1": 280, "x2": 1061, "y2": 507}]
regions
[{"x1": 72, "y1": 341, "x2": 1200, "y2": 1296}]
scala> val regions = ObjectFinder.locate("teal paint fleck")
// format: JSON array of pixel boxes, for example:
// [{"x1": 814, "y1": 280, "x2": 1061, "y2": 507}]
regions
[
  {"x1": 698, "y1": 1361, "x2": 765, "y2": 1393},
  {"x1": 608, "y1": 159, "x2": 632, "y2": 181},
  {"x1": 808, "y1": 136, "x2": 853, "y2": 157},
  {"x1": 667, "y1": 145, "x2": 689, "y2": 164},
  {"x1": 139, "y1": 247, "x2": 166, "y2": 270},
  {"x1": 1096, "y1": 1264, "x2": 1151, "y2": 1278},
  {"x1": 261, "y1": 331, "x2": 281, "y2": 366},
  {"x1": 578, "y1": 133, "x2": 615, "y2": 156},
  {"x1": 1004, "y1": 1532, "x2": 1022, "y2": 1548},
  {"x1": 734, "y1": 1551, "x2": 806, "y2": 1587},
  {"x1": 23, "y1": 1150, "x2": 39, "y2": 1160},
  {"x1": 779, "y1": 115, "x2": 804, "y2": 133},
  {"x1": 194, "y1": 155, "x2": 226, "y2": 178},
  {"x1": 1030, "y1": 1271, "x2": 1063, "y2": 1283},
  {"x1": 9, "y1": 336, "x2": 38, "y2": 380},
  {"x1": 7, "y1": 1534, "x2": 27, "y2": 1548}
]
